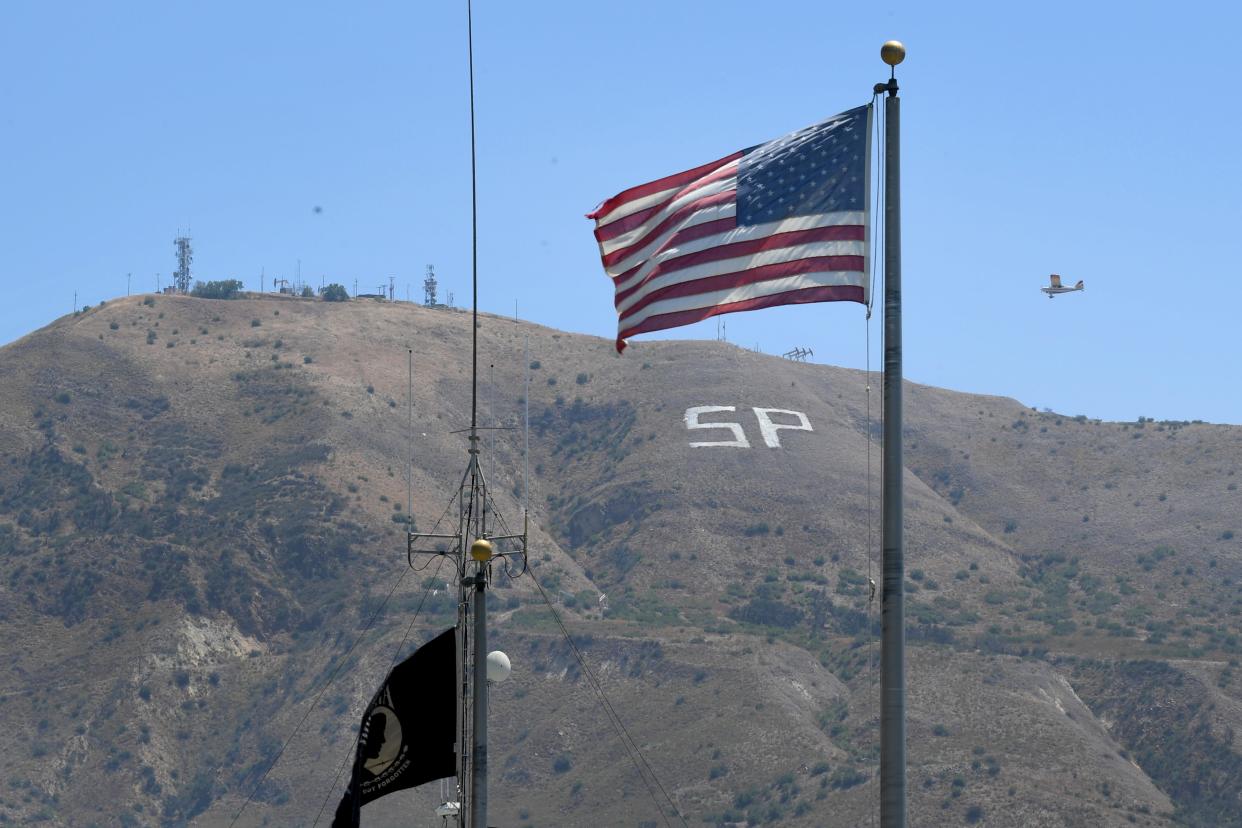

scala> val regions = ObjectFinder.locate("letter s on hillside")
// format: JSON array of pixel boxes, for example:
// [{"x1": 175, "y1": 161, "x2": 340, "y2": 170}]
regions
[{"x1": 684, "y1": 406, "x2": 750, "y2": 448}]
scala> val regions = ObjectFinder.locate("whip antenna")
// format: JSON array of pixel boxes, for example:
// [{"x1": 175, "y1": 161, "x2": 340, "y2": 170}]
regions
[{"x1": 468, "y1": 0, "x2": 479, "y2": 432}]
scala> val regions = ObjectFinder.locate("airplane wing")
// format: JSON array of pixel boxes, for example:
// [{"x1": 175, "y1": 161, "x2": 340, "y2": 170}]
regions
[{"x1": 1049, "y1": 274, "x2": 1062, "y2": 288}]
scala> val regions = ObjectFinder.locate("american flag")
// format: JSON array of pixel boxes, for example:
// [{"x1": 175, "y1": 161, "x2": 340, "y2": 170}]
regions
[{"x1": 589, "y1": 104, "x2": 871, "y2": 353}]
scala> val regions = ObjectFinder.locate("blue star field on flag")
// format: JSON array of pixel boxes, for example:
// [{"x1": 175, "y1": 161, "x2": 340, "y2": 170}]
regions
[{"x1": 737, "y1": 104, "x2": 868, "y2": 225}]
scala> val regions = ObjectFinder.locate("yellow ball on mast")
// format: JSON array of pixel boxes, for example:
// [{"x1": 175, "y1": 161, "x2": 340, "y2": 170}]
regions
[{"x1": 470, "y1": 537, "x2": 494, "y2": 562}]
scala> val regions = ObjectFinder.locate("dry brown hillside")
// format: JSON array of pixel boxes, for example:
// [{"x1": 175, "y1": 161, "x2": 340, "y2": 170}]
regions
[{"x1": 0, "y1": 292, "x2": 1238, "y2": 827}]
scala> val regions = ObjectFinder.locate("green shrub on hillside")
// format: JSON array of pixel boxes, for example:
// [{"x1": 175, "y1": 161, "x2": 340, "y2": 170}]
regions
[
  {"x1": 322, "y1": 283, "x2": 349, "y2": 302},
  {"x1": 190, "y1": 280, "x2": 243, "y2": 299}
]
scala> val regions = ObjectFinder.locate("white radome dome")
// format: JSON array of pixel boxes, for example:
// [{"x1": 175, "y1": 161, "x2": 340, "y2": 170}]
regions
[{"x1": 486, "y1": 650, "x2": 512, "y2": 683}]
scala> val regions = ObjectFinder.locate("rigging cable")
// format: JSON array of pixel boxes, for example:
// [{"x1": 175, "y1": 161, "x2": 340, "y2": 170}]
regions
[
  {"x1": 865, "y1": 92, "x2": 885, "y2": 688},
  {"x1": 311, "y1": 556, "x2": 449, "y2": 827},
  {"x1": 867, "y1": 89, "x2": 887, "y2": 828},
  {"x1": 229, "y1": 486, "x2": 462, "y2": 826},
  {"x1": 524, "y1": 561, "x2": 688, "y2": 828},
  {"x1": 414, "y1": 347, "x2": 419, "y2": 528}
]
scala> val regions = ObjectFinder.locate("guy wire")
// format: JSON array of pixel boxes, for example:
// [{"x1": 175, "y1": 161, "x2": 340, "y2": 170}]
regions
[
  {"x1": 228, "y1": 566, "x2": 414, "y2": 826},
  {"x1": 525, "y1": 565, "x2": 688, "y2": 828},
  {"x1": 408, "y1": 348, "x2": 414, "y2": 522},
  {"x1": 231, "y1": 485, "x2": 466, "y2": 827}
]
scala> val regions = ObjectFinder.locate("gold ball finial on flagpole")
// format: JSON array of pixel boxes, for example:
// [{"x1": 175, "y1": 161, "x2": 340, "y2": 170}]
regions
[{"x1": 881, "y1": 40, "x2": 906, "y2": 67}]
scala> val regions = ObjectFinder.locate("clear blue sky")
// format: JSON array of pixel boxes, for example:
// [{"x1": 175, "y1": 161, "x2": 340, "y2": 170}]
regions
[{"x1": 2, "y1": 1, "x2": 1239, "y2": 423}]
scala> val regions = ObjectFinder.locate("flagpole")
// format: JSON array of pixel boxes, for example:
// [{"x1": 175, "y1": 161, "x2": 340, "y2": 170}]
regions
[{"x1": 877, "y1": 39, "x2": 906, "y2": 828}]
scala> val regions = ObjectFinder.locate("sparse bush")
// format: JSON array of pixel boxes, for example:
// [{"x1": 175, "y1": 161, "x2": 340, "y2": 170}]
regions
[
  {"x1": 829, "y1": 767, "x2": 869, "y2": 790},
  {"x1": 728, "y1": 598, "x2": 802, "y2": 629}
]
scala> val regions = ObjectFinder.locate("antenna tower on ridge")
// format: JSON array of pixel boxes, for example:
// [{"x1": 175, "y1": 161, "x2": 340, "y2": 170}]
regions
[
  {"x1": 173, "y1": 234, "x2": 193, "y2": 293},
  {"x1": 424, "y1": 264, "x2": 439, "y2": 306}
]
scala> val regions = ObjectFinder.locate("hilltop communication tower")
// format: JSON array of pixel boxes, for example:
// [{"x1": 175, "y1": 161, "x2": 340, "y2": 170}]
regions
[
  {"x1": 173, "y1": 235, "x2": 193, "y2": 293},
  {"x1": 424, "y1": 264, "x2": 438, "y2": 306}
]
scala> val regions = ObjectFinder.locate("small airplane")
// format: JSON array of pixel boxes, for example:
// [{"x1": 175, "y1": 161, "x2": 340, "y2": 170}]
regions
[{"x1": 1041, "y1": 274, "x2": 1084, "y2": 298}]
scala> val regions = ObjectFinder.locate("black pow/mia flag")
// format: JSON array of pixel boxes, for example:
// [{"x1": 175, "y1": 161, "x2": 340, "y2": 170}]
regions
[{"x1": 332, "y1": 627, "x2": 457, "y2": 827}]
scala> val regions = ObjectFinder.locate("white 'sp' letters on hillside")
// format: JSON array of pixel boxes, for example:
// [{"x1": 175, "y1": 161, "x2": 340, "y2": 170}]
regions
[{"x1": 683, "y1": 407, "x2": 813, "y2": 448}]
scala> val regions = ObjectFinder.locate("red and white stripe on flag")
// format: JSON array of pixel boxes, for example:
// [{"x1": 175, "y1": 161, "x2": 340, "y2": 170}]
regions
[{"x1": 588, "y1": 107, "x2": 871, "y2": 353}]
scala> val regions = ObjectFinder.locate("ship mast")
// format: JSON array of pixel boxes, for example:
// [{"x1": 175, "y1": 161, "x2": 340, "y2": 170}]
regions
[{"x1": 408, "y1": 428, "x2": 524, "y2": 828}]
